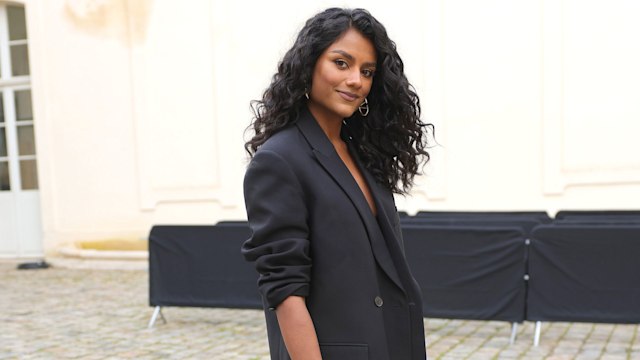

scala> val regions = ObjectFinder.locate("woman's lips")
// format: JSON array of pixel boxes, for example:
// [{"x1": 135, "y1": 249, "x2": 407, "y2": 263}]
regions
[{"x1": 337, "y1": 90, "x2": 358, "y2": 102}]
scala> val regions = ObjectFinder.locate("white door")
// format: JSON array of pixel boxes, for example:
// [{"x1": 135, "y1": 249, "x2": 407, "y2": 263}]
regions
[{"x1": 0, "y1": 4, "x2": 42, "y2": 258}]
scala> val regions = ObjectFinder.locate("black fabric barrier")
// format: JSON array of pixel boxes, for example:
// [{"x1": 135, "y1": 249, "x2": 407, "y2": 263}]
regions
[
  {"x1": 554, "y1": 217, "x2": 640, "y2": 225},
  {"x1": 414, "y1": 211, "x2": 552, "y2": 223},
  {"x1": 148, "y1": 218, "x2": 640, "y2": 325},
  {"x1": 149, "y1": 224, "x2": 262, "y2": 309},
  {"x1": 554, "y1": 216, "x2": 640, "y2": 224},
  {"x1": 555, "y1": 210, "x2": 640, "y2": 220},
  {"x1": 401, "y1": 217, "x2": 542, "y2": 235},
  {"x1": 527, "y1": 224, "x2": 640, "y2": 323},
  {"x1": 402, "y1": 225, "x2": 527, "y2": 321}
]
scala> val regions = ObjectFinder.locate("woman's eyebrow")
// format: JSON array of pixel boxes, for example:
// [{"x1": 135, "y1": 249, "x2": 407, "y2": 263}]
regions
[
  {"x1": 330, "y1": 49, "x2": 354, "y2": 60},
  {"x1": 330, "y1": 49, "x2": 376, "y2": 68}
]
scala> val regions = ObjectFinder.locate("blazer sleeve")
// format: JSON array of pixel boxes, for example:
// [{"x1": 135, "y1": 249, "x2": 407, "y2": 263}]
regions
[{"x1": 241, "y1": 149, "x2": 311, "y2": 310}]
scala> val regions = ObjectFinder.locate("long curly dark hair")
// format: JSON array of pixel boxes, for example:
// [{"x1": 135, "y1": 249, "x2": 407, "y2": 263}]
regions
[{"x1": 245, "y1": 7, "x2": 434, "y2": 194}]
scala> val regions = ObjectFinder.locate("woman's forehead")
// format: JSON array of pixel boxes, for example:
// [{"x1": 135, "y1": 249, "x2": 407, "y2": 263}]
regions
[{"x1": 324, "y1": 28, "x2": 377, "y2": 64}]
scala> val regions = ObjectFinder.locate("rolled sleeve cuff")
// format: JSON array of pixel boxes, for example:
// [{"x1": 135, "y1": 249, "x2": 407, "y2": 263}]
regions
[{"x1": 265, "y1": 283, "x2": 310, "y2": 311}]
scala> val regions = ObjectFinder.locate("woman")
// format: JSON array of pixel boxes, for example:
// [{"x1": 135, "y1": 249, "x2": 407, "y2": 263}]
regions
[{"x1": 242, "y1": 8, "x2": 432, "y2": 360}]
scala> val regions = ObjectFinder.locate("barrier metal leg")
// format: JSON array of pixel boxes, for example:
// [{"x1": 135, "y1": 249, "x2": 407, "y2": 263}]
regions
[
  {"x1": 509, "y1": 322, "x2": 518, "y2": 345},
  {"x1": 533, "y1": 321, "x2": 542, "y2": 346},
  {"x1": 159, "y1": 307, "x2": 167, "y2": 323},
  {"x1": 148, "y1": 306, "x2": 166, "y2": 328}
]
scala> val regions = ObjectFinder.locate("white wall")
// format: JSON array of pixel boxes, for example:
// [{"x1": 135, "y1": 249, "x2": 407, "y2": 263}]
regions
[
  {"x1": 28, "y1": 0, "x2": 146, "y2": 252},
  {"x1": 25, "y1": 0, "x2": 640, "y2": 253}
]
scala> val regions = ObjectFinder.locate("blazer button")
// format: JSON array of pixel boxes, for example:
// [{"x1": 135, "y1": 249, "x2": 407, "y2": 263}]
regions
[{"x1": 374, "y1": 296, "x2": 384, "y2": 307}]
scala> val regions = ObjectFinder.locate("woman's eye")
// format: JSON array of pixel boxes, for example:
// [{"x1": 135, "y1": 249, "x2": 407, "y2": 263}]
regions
[
  {"x1": 362, "y1": 69, "x2": 375, "y2": 78},
  {"x1": 335, "y1": 59, "x2": 348, "y2": 68}
]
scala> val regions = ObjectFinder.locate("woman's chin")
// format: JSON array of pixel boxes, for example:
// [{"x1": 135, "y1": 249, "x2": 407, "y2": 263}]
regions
[{"x1": 337, "y1": 106, "x2": 359, "y2": 119}]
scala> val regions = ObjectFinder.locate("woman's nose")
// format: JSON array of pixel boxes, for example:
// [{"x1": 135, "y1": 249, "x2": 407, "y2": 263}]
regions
[{"x1": 345, "y1": 70, "x2": 362, "y2": 88}]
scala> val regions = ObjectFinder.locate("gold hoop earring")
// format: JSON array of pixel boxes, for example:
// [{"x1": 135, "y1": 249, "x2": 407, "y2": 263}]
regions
[{"x1": 359, "y1": 98, "x2": 369, "y2": 117}]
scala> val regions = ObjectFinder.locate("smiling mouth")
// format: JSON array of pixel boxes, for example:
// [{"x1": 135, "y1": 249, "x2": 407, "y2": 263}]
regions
[{"x1": 337, "y1": 90, "x2": 358, "y2": 102}]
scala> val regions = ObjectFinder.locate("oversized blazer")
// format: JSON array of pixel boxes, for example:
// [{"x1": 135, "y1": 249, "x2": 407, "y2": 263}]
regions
[{"x1": 242, "y1": 106, "x2": 426, "y2": 360}]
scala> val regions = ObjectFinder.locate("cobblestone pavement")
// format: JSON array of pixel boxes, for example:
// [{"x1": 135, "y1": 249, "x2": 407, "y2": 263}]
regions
[{"x1": 1, "y1": 261, "x2": 639, "y2": 359}]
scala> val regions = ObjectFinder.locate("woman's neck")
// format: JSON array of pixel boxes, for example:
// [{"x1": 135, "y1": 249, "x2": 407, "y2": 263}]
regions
[{"x1": 306, "y1": 104, "x2": 343, "y2": 145}]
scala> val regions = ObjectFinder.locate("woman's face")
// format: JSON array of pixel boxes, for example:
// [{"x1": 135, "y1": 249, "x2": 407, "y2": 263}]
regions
[{"x1": 308, "y1": 28, "x2": 377, "y2": 122}]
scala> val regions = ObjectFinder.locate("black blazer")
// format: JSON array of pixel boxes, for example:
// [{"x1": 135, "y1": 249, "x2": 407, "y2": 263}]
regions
[{"x1": 242, "y1": 107, "x2": 426, "y2": 360}]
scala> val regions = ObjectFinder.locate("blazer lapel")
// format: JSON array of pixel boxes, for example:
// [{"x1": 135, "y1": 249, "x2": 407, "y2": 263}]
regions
[
  {"x1": 353, "y1": 151, "x2": 430, "y2": 303},
  {"x1": 295, "y1": 107, "x2": 406, "y2": 293},
  {"x1": 357, "y1": 161, "x2": 405, "y2": 255}
]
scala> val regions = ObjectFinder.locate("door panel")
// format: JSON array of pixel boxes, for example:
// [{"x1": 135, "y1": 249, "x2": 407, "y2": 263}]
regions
[
  {"x1": 0, "y1": 194, "x2": 18, "y2": 254},
  {"x1": 0, "y1": 4, "x2": 42, "y2": 257},
  {"x1": 16, "y1": 191, "x2": 42, "y2": 255}
]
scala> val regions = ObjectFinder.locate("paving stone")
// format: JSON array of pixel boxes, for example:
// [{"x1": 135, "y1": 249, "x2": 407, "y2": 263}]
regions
[
  {"x1": 599, "y1": 355, "x2": 626, "y2": 360},
  {"x1": 575, "y1": 349, "x2": 605, "y2": 359}
]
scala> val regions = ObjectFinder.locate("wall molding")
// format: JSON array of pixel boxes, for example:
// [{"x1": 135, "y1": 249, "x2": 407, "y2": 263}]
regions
[
  {"x1": 125, "y1": 1, "x2": 236, "y2": 210},
  {"x1": 541, "y1": 0, "x2": 640, "y2": 195}
]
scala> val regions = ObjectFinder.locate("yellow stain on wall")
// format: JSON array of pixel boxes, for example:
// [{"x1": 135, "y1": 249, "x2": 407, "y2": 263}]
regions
[{"x1": 75, "y1": 238, "x2": 148, "y2": 251}]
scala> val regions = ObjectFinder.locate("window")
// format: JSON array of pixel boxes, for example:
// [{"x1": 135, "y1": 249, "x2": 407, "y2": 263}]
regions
[{"x1": 0, "y1": 3, "x2": 36, "y2": 191}]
